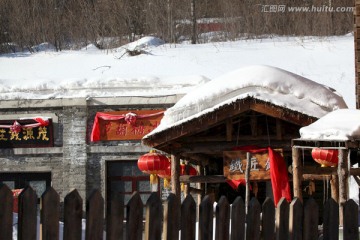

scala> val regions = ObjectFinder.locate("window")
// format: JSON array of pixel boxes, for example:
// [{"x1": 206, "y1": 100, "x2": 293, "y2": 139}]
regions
[{"x1": 0, "y1": 172, "x2": 51, "y2": 202}]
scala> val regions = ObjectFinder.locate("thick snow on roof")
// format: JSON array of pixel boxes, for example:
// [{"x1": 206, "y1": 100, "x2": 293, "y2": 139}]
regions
[
  {"x1": 145, "y1": 65, "x2": 348, "y2": 137},
  {"x1": 0, "y1": 35, "x2": 355, "y2": 104},
  {"x1": 300, "y1": 109, "x2": 360, "y2": 140}
]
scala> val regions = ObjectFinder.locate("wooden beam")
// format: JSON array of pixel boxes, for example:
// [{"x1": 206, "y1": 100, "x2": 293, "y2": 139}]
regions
[{"x1": 179, "y1": 175, "x2": 227, "y2": 183}]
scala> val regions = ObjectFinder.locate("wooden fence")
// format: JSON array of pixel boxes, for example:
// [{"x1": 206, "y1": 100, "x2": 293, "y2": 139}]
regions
[{"x1": 0, "y1": 184, "x2": 359, "y2": 240}]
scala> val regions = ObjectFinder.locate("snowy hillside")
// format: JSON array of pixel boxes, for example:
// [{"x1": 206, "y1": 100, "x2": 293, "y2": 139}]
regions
[{"x1": 0, "y1": 35, "x2": 355, "y2": 108}]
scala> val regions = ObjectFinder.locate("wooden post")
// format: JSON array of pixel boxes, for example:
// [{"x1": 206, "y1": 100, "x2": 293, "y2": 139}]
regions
[
  {"x1": 245, "y1": 152, "x2": 251, "y2": 214},
  {"x1": 337, "y1": 149, "x2": 349, "y2": 226},
  {"x1": 292, "y1": 147, "x2": 303, "y2": 202},
  {"x1": 171, "y1": 154, "x2": 181, "y2": 201}
]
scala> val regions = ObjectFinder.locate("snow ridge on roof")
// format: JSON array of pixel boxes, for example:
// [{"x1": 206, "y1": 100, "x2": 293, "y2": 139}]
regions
[
  {"x1": 300, "y1": 109, "x2": 360, "y2": 140},
  {"x1": 146, "y1": 65, "x2": 348, "y2": 137}
]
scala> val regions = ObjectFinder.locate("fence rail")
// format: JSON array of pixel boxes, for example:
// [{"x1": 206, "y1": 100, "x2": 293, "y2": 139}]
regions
[{"x1": 0, "y1": 184, "x2": 359, "y2": 240}]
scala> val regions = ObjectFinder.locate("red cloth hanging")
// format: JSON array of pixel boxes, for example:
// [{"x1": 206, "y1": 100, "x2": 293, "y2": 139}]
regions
[{"x1": 268, "y1": 147, "x2": 291, "y2": 206}]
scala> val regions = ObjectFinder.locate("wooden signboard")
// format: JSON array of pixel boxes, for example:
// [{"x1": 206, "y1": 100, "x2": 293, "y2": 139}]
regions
[
  {"x1": 223, "y1": 150, "x2": 275, "y2": 181},
  {"x1": 97, "y1": 110, "x2": 164, "y2": 141},
  {"x1": 0, "y1": 119, "x2": 54, "y2": 148}
]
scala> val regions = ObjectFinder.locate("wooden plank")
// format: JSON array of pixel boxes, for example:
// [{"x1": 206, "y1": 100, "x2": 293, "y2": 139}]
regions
[
  {"x1": 261, "y1": 197, "x2": 275, "y2": 240},
  {"x1": 292, "y1": 147, "x2": 303, "y2": 201},
  {"x1": 198, "y1": 195, "x2": 214, "y2": 240},
  {"x1": 180, "y1": 175, "x2": 227, "y2": 183},
  {"x1": 0, "y1": 184, "x2": 13, "y2": 240},
  {"x1": 289, "y1": 198, "x2": 303, "y2": 240},
  {"x1": 126, "y1": 192, "x2": 143, "y2": 240},
  {"x1": 18, "y1": 186, "x2": 38, "y2": 240},
  {"x1": 86, "y1": 190, "x2": 104, "y2": 240},
  {"x1": 181, "y1": 195, "x2": 196, "y2": 240},
  {"x1": 40, "y1": 187, "x2": 60, "y2": 240},
  {"x1": 226, "y1": 119, "x2": 233, "y2": 141},
  {"x1": 230, "y1": 196, "x2": 245, "y2": 240},
  {"x1": 145, "y1": 192, "x2": 163, "y2": 240},
  {"x1": 63, "y1": 189, "x2": 83, "y2": 240},
  {"x1": 215, "y1": 196, "x2": 230, "y2": 240},
  {"x1": 245, "y1": 197, "x2": 261, "y2": 240},
  {"x1": 106, "y1": 192, "x2": 124, "y2": 240},
  {"x1": 303, "y1": 198, "x2": 319, "y2": 240},
  {"x1": 338, "y1": 149, "x2": 349, "y2": 226},
  {"x1": 323, "y1": 198, "x2": 339, "y2": 240},
  {"x1": 163, "y1": 193, "x2": 180, "y2": 240},
  {"x1": 275, "y1": 198, "x2": 289, "y2": 240},
  {"x1": 171, "y1": 154, "x2": 181, "y2": 199},
  {"x1": 343, "y1": 199, "x2": 359, "y2": 240}
]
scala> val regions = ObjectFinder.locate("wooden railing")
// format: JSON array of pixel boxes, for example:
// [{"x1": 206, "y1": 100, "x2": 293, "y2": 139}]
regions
[{"x1": 0, "y1": 184, "x2": 359, "y2": 240}]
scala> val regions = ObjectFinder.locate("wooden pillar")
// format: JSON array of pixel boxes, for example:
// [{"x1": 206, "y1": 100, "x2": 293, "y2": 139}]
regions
[
  {"x1": 337, "y1": 149, "x2": 349, "y2": 225},
  {"x1": 330, "y1": 175, "x2": 339, "y2": 203},
  {"x1": 292, "y1": 147, "x2": 303, "y2": 202},
  {"x1": 171, "y1": 154, "x2": 181, "y2": 200}
]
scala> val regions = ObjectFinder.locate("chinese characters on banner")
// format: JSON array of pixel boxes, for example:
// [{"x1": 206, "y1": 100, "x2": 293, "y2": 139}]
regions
[
  {"x1": 223, "y1": 150, "x2": 282, "y2": 181},
  {"x1": 0, "y1": 119, "x2": 53, "y2": 148},
  {"x1": 96, "y1": 110, "x2": 164, "y2": 141}
]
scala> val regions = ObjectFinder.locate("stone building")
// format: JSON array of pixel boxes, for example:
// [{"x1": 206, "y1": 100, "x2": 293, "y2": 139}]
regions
[{"x1": 0, "y1": 94, "x2": 185, "y2": 207}]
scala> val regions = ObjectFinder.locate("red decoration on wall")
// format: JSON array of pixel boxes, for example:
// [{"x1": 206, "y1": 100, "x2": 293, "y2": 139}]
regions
[
  {"x1": 90, "y1": 110, "x2": 164, "y2": 141},
  {"x1": 0, "y1": 118, "x2": 49, "y2": 130},
  {"x1": 311, "y1": 148, "x2": 339, "y2": 167}
]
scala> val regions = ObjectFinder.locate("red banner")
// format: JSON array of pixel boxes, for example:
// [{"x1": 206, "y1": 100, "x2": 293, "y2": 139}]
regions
[{"x1": 91, "y1": 110, "x2": 164, "y2": 141}]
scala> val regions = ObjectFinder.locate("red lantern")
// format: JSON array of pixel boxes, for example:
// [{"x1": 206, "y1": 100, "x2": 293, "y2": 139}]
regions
[
  {"x1": 158, "y1": 163, "x2": 198, "y2": 189},
  {"x1": 311, "y1": 148, "x2": 338, "y2": 167},
  {"x1": 137, "y1": 150, "x2": 170, "y2": 187}
]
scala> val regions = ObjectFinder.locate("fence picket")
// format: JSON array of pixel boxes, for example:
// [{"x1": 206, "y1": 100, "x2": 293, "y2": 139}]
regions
[
  {"x1": 86, "y1": 190, "x2": 104, "y2": 240},
  {"x1": 245, "y1": 197, "x2": 261, "y2": 240},
  {"x1": 163, "y1": 193, "x2": 180, "y2": 240},
  {"x1": 181, "y1": 194, "x2": 196, "y2": 240},
  {"x1": 230, "y1": 196, "x2": 245, "y2": 240},
  {"x1": 63, "y1": 189, "x2": 83, "y2": 240},
  {"x1": 106, "y1": 192, "x2": 124, "y2": 240},
  {"x1": 276, "y1": 197, "x2": 289, "y2": 240},
  {"x1": 215, "y1": 196, "x2": 230, "y2": 240},
  {"x1": 0, "y1": 184, "x2": 13, "y2": 240},
  {"x1": 323, "y1": 198, "x2": 339, "y2": 240},
  {"x1": 145, "y1": 192, "x2": 163, "y2": 240},
  {"x1": 18, "y1": 186, "x2": 38, "y2": 240},
  {"x1": 262, "y1": 197, "x2": 275, "y2": 240},
  {"x1": 289, "y1": 198, "x2": 303, "y2": 240},
  {"x1": 198, "y1": 195, "x2": 214, "y2": 240},
  {"x1": 303, "y1": 197, "x2": 319, "y2": 240},
  {"x1": 126, "y1": 192, "x2": 143, "y2": 240},
  {"x1": 41, "y1": 187, "x2": 60, "y2": 240},
  {"x1": 343, "y1": 199, "x2": 359, "y2": 240}
]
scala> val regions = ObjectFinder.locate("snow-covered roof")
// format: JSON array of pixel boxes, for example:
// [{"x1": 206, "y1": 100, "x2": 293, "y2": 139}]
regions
[
  {"x1": 299, "y1": 109, "x2": 360, "y2": 141},
  {"x1": 144, "y1": 65, "x2": 348, "y2": 138}
]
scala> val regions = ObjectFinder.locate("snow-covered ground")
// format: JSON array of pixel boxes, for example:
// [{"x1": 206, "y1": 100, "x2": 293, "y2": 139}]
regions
[{"x1": 0, "y1": 35, "x2": 355, "y2": 109}]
